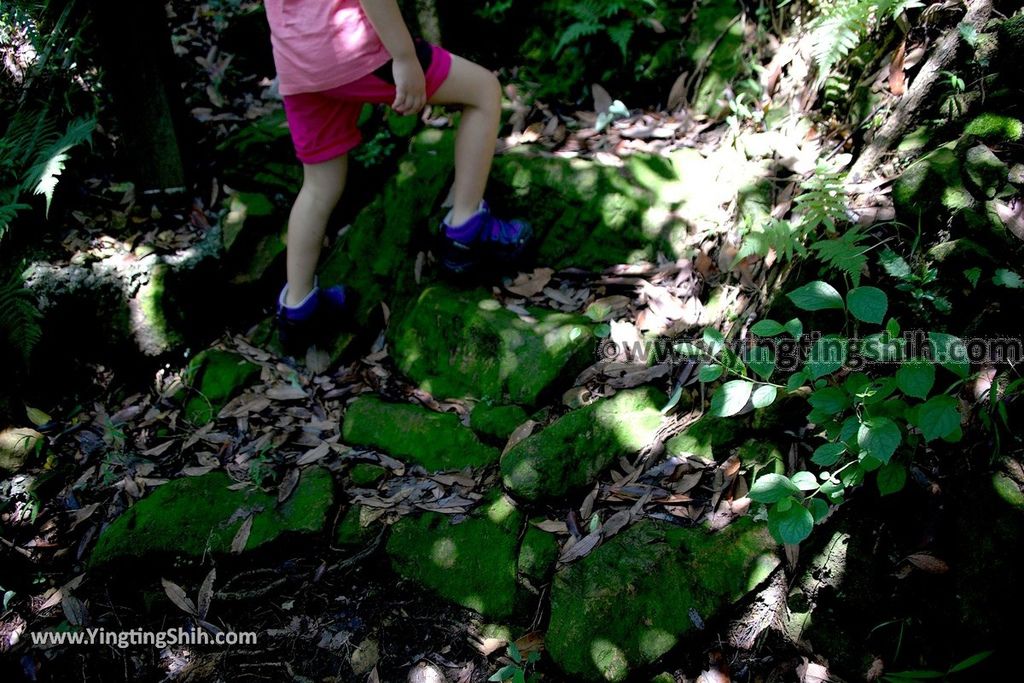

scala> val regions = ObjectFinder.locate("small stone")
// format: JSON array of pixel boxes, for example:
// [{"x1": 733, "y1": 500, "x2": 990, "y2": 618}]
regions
[
  {"x1": 469, "y1": 403, "x2": 529, "y2": 441},
  {"x1": 963, "y1": 144, "x2": 1008, "y2": 199}
]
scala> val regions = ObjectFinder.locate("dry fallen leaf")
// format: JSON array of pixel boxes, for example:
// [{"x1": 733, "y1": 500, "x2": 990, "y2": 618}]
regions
[
  {"x1": 161, "y1": 578, "x2": 199, "y2": 617},
  {"x1": 905, "y1": 553, "x2": 949, "y2": 574},
  {"x1": 231, "y1": 516, "x2": 254, "y2": 554}
]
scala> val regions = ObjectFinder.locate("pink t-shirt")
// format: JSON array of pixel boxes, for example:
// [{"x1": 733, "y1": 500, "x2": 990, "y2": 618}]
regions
[{"x1": 264, "y1": 0, "x2": 392, "y2": 96}]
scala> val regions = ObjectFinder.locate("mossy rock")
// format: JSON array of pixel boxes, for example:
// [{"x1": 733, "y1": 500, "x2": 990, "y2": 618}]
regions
[
  {"x1": 489, "y1": 153, "x2": 679, "y2": 269},
  {"x1": 320, "y1": 130, "x2": 455, "y2": 326},
  {"x1": 89, "y1": 468, "x2": 334, "y2": 567},
  {"x1": 133, "y1": 264, "x2": 185, "y2": 355},
  {"x1": 665, "y1": 414, "x2": 740, "y2": 460},
  {"x1": 470, "y1": 403, "x2": 529, "y2": 441},
  {"x1": 182, "y1": 349, "x2": 261, "y2": 425},
  {"x1": 926, "y1": 238, "x2": 992, "y2": 264},
  {"x1": 546, "y1": 518, "x2": 779, "y2": 681},
  {"x1": 893, "y1": 144, "x2": 975, "y2": 217},
  {"x1": 517, "y1": 524, "x2": 560, "y2": 584},
  {"x1": 336, "y1": 504, "x2": 384, "y2": 547},
  {"x1": 349, "y1": 463, "x2": 388, "y2": 487},
  {"x1": 963, "y1": 144, "x2": 1009, "y2": 199},
  {"x1": 392, "y1": 285, "x2": 594, "y2": 407},
  {"x1": 0, "y1": 427, "x2": 43, "y2": 473},
  {"x1": 386, "y1": 492, "x2": 523, "y2": 619},
  {"x1": 962, "y1": 113, "x2": 1024, "y2": 145},
  {"x1": 501, "y1": 387, "x2": 666, "y2": 501},
  {"x1": 342, "y1": 395, "x2": 499, "y2": 471}
]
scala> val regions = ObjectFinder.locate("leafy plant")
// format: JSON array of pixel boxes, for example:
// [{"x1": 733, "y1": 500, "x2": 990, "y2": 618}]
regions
[
  {"x1": 692, "y1": 280, "x2": 966, "y2": 545},
  {"x1": 488, "y1": 642, "x2": 540, "y2": 683},
  {"x1": 552, "y1": 0, "x2": 655, "y2": 59},
  {"x1": 807, "y1": 0, "x2": 922, "y2": 86},
  {"x1": 879, "y1": 248, "x2": 952, "y2": 314},
  {"x1": 882, "y1": 649, "x2": 993, "y2": 682},
  {"x1": 0, "y1": 268, "x2": 43, "y2": 367}
]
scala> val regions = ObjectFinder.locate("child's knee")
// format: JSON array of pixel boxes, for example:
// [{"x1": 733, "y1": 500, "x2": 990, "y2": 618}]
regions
[{"x1": 476, "y1": 71, "x2": 502, "y2": 115}]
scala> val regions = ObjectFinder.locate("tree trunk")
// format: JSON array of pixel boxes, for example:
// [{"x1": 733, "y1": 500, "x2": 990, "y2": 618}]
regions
[
  {"x1": 92, "y1": 0, "x2": 190, "y2": 191},
  {"x1": 849, "y1": 0, "x2": 993, "y2": 181}
]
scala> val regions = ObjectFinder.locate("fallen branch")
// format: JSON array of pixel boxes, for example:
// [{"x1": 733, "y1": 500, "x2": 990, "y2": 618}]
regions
[{"x1": 849, "y1": 0, "x2": 993, "y2": 181}]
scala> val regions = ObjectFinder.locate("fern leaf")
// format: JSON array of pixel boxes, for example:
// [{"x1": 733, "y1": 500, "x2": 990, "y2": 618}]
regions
[
  {"x1": 24, "y1": 116, "x2": 95, "y2": 215},
  {"x1": 810, "y1": 228, "x2": 869, "y2": 286},
  {"x1": 0, "y1": 269, "x2": 43, "y2": 366}
]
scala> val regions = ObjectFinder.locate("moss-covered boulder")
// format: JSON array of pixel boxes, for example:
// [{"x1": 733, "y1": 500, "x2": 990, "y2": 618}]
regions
[
  {"x1": 517, "y1": 524, "x2": 560, "y2": 584},
  {"x1": 665, "y1": 414, "x2": 739, "y2": 460},
  {"x1": 392, "y1": 285, "x2": 594, "y2": 407},
  {"x1": 319, "y1": 129, "x2": 455, "y2": 325},
  {"x1": 501, "y1": 387, "x2": 665, "y2": 501},
  {"x1": 963, "y1": 144, "x2": 1009, "y2": 199},
  {"x1": 0, "y1": 427, "x2": 43, "y2": 473},
  {"x1": 90, "y1": 468, "x2": 334, "y2": 566},
  {"x1": 470, "y1": 403, "x2": 529, "y2": 441},
  {"x1": 386, "y1": 493, "x2": 524, "y2": 619},
  {"x1": 342, "y1": 395, "x2": 499, "y2": 471},
  {"x1": 546, "y1": 519, "x2": 779, "y2": 681},
  {"x1": 893, "y1": 144, "x2": 974, "y2": 216},
  {"x1": 181, "y1": 349, "x2": 261, "y2": 425},
  {"x1": 963, "y1": 114, "x2": 1023, "y2": 145}
]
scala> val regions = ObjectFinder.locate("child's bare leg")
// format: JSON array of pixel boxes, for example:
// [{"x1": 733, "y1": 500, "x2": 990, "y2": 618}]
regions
[
  {"x1": 285, "y1": 155, "x2": 348, "y2": 306},
  {"x1": 427, "y1": 54, "x2": 502, "y2": 226}
]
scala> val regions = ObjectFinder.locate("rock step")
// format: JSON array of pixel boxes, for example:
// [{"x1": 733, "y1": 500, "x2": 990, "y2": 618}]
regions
[
  {"x1": 341, "y1": 395, "x2": 500, "y2": 472},
  {"x1": 501, "y1": 387, "x2": 667, "y2": 501},
  {"x1": 89, "y1": 468, "x2": 333, "y2": 567},
  {"x1": 546, "y1": 518, "x2": 779, "y2": 681}
]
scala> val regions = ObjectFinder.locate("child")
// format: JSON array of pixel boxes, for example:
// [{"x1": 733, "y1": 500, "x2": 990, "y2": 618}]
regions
[{"x1": 263, "y1": 0, "x2": 532, "y2": 349}]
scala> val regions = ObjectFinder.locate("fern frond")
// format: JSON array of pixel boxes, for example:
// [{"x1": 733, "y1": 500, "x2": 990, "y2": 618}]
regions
[
  {"x1": 807, "y1": 0, "x2": 919, "y2": 85},
  {"x1": 0, "y1": 269, "x2": 43, "y2": 366},
  {"x1": 738, "y1": 218, "x2": 810, "y2": 263},
  {"x1": 795, "y1": 164, "x2": 850, "y2": 234},
  {"x1": 24, "y1": 115, "x2": 94, "y2": 214},
  {"x1": 810, "y1": 227, "x2": 869, "y2": 285}
]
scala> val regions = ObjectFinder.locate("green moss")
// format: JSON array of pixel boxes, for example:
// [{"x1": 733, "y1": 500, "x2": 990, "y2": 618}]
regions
[
  {"x1": 893, "y1": 144, "x2": 974, "y2": 217},
  {"x1": 962, "y1": 113, "x2": 1024, "y2": 144},
  {"x1": 90, "y1": 468, "x2": 334, "y2": 566},
  {"x1": 992, "y1": 473, "x2": 1024, "y2": 510},
  {"x1": 665, "y1": 414, "x2": 739, "y2": 460},
  {"x1": 963, "y1": 144, "x2": 1009, "y2": 199},
  {"x1": 135, "y1": 264, "x2": 184, "y2": 354},
  {"x1": 336, "y1": 504, "x2": 382, "y2": 547},
  {"x1": 501, "y1": 387, "x2": 666, "y2": 501},
  {"x1": 470, "y1": 403, "x2": 529, "y2": 441},
  {"x1": 926, "y1": 238, "x2": 992, "y2": 263},
  {"x1": 517, "y1": 525, "x2": 560, "y2": 584},
  {"x1": 222, "y1": 192, "x2": 275, "y2": 252},
  {"x1": 386, "y1": 492, "x2": 524, "y2": 618},
  {"x1": 182, "y1": 349, "x2": 261, "y2": 425},
  {"x1": 349, "y1": 463, "x2": 387, "y2": 487},
  {"x1": 392, "y1": 285, "x2": 594, "y2": 407},
  {"x1": 546, "y1": 519, "x2": 778, "y2": 681},
  {"x1": 897, "y1": 125, "x2": 934, "y2": 153},
  {"x1": 320, "y1": 130, "x2": 455, "y2": 326},
  {"x1": 342, "y1": 395, "x2": 500, "y2": 471}
]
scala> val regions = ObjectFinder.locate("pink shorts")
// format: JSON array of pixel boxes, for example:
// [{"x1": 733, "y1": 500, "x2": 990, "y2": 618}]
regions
[{"x1": 282, "y1": 44, "x2": 453, "y2": 164}]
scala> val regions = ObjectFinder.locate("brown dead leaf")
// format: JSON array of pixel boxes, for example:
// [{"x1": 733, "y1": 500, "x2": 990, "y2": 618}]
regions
[
  {"x1": 667, "y1": 72, "x2": 689, "y2": 111},
  {"x1": 559, "y1": 530, "x2": 601, "y2": 564},
  {"x1": 905, "y1": 553, "x2": 949, "y2": 574},
  {"x1": 198, "y1": 568, "x2": 216, "y2": 620},
  {"x1": 265, "y1": 384, "x2": 308, "y2": 401},
  {"x1": 514, "y1": 631, "x2": 545, "y2": 654},
  {"x1": 602, "y1": 509, "x2": 632, "y2": 537},
  {"x1": 296, "y1": 442, "x2": 330, "y2": 466},
  {"x1": 502, "y1": 420, "x2": 537, "y2": 456},
  {"x1": 532, "y1": 519, "x2": 568, "y2": 534},
  {"x1": 306, "y1": 346, "x2": 330, "y2": 374},
  {"x1": 889, "y1": 40, "x2": 907, "y2": 96},
  {"x1": 278, "y1": 468, "x2": 301, "y2": 503},
  {"x1": 350, "y1": 638, "x2": 380, "y2": 676},
  {"x1": 231, "y1": 516, "x2": 253, "y2": 554},
  {"x1": 161, "y1": 578, "x2": 198, "y2": 616},
  {"x1": 592, "y1": 83, "x2": 612, "y2": 114},
  {"x1": 505, "y1": 268, "x2": 554, "y2": 297},
  {"x1": 61, "y1": 595, "x2": 87, "y2": 626}
]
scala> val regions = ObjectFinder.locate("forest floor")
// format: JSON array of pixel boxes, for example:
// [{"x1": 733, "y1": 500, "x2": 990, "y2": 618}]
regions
[{"x1": 2, "y1": 2, "x2": 1023, "y2": 683}]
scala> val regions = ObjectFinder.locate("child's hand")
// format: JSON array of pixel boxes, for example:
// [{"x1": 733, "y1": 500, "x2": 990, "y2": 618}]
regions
[{"x1": 391, "y1": 56, "x2": 426, "y2": 115}]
